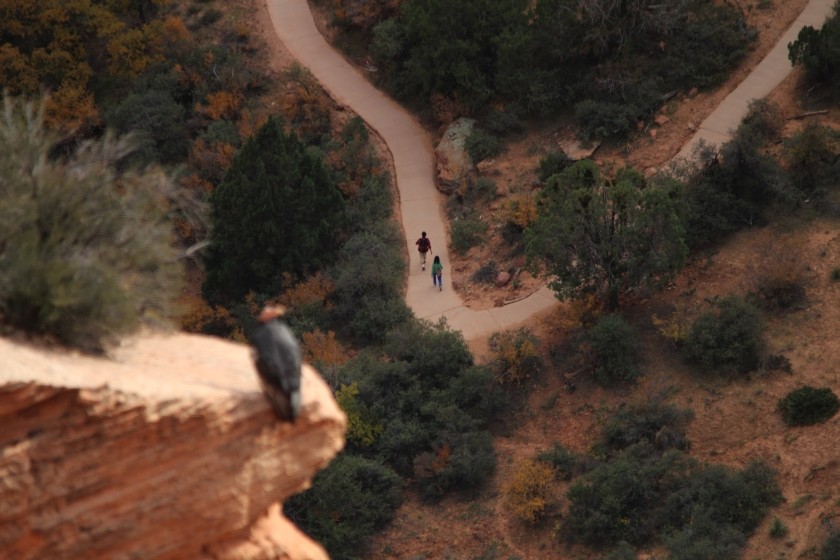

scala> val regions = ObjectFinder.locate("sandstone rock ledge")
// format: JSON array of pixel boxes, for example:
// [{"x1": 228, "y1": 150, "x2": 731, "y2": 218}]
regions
[{"x1": 0, "y1": 333, "x2": 346, "y2": 560}]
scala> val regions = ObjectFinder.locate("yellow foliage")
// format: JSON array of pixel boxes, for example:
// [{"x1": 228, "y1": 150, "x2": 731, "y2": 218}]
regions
[
  {"x1": 504, "y1": 459, "x2": 555, "y2": 524},
  {"x1": 504, "y1": 191, "x2": 538, "y2": 229},
  {"x1": 488, "y1": 327, "x2": 542, "y2": 384},
  {"x1": 652, "y1": 303, "x2": 692, "y2": 344},
  {"x1": 336, "y1": 382, "x2": 383, "y2": 448},
  {"x1": 562, "y1": 293, "x2": 604, "y2": 329}
]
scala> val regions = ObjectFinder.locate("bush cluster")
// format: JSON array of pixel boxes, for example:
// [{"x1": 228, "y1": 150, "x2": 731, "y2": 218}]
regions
[
  {"x1": 451, "y1": 217, "x2": 488, "y2": 254},
  {"x1": 778, "y1": 386, "x2": 840, "y2": 426},
  {"x1": 487, "y1": 327, "x2": 543, "y2": 385},
  {"x1": 337, "y1": 319, "x2": 504, "y2": 497},
  {"x1": 285, "y1": 454, "x2": 402, "y2": 560},
  {"x1": 683, "y1": 296, "x2": 764, "y2": 375},
  {"x1": 824, "y1": 531, "x2": 840, "y2": 560},
  {"x1": 564, "y1": 444, "x2": 783, "y2": 556},
  {"x1": 537, "y1": 443, "x2": 582, "y2": 481},
  {"x1": 465, "y1": 129, "x2": 501, "y2": 163},
  {"x1": 600, "y1": 399, "x2": 693, "y2": 454},
  {"x1": 587, "y1": 315, "x2": 641, "y2": 386}
]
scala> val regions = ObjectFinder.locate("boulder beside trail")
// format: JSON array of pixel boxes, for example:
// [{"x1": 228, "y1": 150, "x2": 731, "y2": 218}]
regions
[{"x1": 435, "y1": 118, "x2": 476, "y2": 194}]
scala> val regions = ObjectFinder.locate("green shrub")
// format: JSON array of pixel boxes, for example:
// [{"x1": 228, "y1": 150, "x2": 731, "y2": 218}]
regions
[
  {"x1": 587, "y1": 315, "x2": 641, "y2": 386},
  {"x1": 416, "y1": 430, "x2": 496, "y2": 500},
  {"x1": 538, "y1": 150, "x2": 573, "y2": 182},
  {"x1": 284, "y1": 454, "x2": 403, "y2": 560},
  {"x1": 738, "y1": 99, "x2": 784, "y2": 144},
  {"x1": 662, "y1": 460, "x2": 783, "y2": 537},
  {"x1": 784, "y1": 122, "x2": 840, "y2": 196},
  {"x1": 683, "y1": 296, "x2": 764, "y2": 375},
  {"x1": 471, "y1": 261, "x2": 498, "y2": 284},
  {"x1": 465, "y1": 129, "x2": 501, "y2": 163},
  {"x1": 788, "y1": 3, "x2": 840, "y2": 88},
  {"x1": 663, "y1": 512, "x2": 746, "y2": 560},
  {"x1": 574, "y1": 99, "x2": 638, "y2": 140},
  {"x1": 537, "y1": 443, "x2": 580, "y2": 481},
  {"x1": 605, "y1": 542, "x2": 636, "y2": 560},
  {"x1": 330, "y1": 224, "x2": 410, "y2": 345},
  {"x1": 823, "y1": 531, "x2": 840, "y2": 560},
  {"x1": 473, "y1": 177, "x2": 498, "y2": 201},
  {"x1": 0, "y1": 96, "x2": 183, "y2": 352},
  {"x1": 564, "y1": 445, "x2": 782, "y2": 554},
  {"x1": 340, "y1": 320, "x2": 502, "y2": 497},
  {"x1": 778, "y1": 386, "x2": 840, "y2": 426},
  {"x1": 601, "y1": 399, "x2": 693, "y2": 453},
  {"x1": 564, "y1": 444, "x2": 685, "y2": 546},
  {"x1": 681, "y1": 109, "x2": 791, "y2": 250},
  {"x1": 832, "y1": 267, "x2": 840, "y2": 282},
  {"x1": 769, "y1": 517, "x2": 789, "y2": 538},
  {"x1": 483, "y1": 107, "x2": 523, "y2": 135},
  {"x1": 451, "y1": 217, "x2": 488, "y2": 254}
]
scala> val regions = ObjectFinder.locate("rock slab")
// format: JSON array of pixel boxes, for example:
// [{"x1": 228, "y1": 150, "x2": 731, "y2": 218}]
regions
[{"x1": 0, "y1": 333, "x2": 346, "y2": 560}]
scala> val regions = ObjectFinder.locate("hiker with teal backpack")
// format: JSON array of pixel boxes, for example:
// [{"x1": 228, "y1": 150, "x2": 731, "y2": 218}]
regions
[{"x1": 431, "y1": 255, "x2": 443, "y2": 291}]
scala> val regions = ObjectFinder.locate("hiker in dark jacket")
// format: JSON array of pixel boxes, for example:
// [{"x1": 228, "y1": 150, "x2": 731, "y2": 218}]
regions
[{"x1": 416, "y1": 231, "x2": 432, "y2": 270}]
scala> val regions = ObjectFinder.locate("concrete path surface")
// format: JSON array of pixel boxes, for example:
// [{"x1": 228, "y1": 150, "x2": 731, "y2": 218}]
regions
[
  {"x1": 677, "y1": 0, "x2": 835, "y2": 160},
  {"x1": 265, "y1": 0, "x2": 833, "y2": 341}
]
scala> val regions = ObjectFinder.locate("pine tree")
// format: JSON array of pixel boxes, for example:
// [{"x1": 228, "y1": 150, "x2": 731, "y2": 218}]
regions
[{"x1": 203, "y1": 117, "x2": 345, "y2": 303}]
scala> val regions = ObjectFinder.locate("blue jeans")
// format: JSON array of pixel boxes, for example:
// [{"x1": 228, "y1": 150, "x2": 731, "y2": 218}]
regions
[{"x1": 433, "y1": 273, "x2": 442, "y2": 287}]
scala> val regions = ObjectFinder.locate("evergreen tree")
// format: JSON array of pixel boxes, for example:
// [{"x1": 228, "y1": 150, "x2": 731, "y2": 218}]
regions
[
  {"x1": 526, "y1": 161, "x2": 687, "y2": 310},
  {"x1": 203, "y1": 117, "x2": 345, "y2": 303}
]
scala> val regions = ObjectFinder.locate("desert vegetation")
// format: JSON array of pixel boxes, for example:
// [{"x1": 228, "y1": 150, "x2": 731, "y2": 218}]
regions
[{"x1": 5, "y1": 0, "x2": 840, "y2": 559}]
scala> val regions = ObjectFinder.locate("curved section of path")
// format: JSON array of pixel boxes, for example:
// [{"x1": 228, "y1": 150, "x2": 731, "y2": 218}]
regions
[
  {"x1": 677, "y1": 0, "x2": 834, "y2": 159},
  {"x1": 266, "y1": 0, "x2": 833, "y2": 341},
  {"x1": 265, "y1": 0, "x2": 557, "y2": 340}
]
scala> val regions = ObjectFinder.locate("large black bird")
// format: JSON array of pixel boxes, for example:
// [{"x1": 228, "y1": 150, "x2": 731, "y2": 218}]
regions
[{"x1": 250, "y1": 306, "x2": 302, "y2": 421}]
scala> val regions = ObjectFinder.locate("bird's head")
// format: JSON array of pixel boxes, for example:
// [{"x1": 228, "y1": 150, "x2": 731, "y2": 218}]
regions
[{"x1": 258, "y1": 305, "x2": 287, "y2": 323}]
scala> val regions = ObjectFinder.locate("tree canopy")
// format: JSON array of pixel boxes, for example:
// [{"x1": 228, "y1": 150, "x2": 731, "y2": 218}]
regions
[
  {"x1": 788, "y1": 0, "x2": 840, "y2": 89},
  {"x1": 526, "y1": 160, "x2": 687, "y2": 309},
  {"x1": 203, "y1": 117, "x2": 345, "y2": 303}
]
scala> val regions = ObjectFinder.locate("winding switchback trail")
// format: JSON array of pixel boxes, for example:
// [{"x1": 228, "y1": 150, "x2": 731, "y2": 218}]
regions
[
  {"x1": 678, "y1": 0, "x2": 834, "y2": 159},
  {"x1": 265, "y1": 0, "x2": 834, "y2": 341}
]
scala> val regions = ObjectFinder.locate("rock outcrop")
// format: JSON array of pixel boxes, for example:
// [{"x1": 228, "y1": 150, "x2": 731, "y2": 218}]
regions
[
  {"x1": 434, "y1": 117, "x2": 475, "y2": 194},
  {"x1": 0, "y1": 333, "x2": 346, "y2": 560}
]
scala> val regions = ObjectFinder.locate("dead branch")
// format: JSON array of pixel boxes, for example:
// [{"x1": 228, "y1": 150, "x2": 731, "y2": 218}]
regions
[{"x1": 788, "y1": 110, "x2": 829, "y2": 120}]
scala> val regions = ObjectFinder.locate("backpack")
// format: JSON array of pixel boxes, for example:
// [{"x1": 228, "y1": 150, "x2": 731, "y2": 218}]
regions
[{"x1": 418, "y1": 237, "x2": 430, "y2": 252}]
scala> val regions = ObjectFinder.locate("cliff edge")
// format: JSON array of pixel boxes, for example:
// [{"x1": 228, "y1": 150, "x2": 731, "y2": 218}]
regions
[{"x1": 0, "y1": 332, "x2": 346, "y2": 559}]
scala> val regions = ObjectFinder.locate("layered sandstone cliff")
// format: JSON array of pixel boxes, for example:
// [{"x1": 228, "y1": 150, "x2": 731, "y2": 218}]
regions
[{"x1": 0, "y1": 332, "x2": 346, "y2": 559}]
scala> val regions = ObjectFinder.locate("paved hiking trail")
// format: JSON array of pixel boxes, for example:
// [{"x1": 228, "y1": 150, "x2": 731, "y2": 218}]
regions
[{"x1": 265, "y1": 0, "x2": 834, "y2": 341}]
